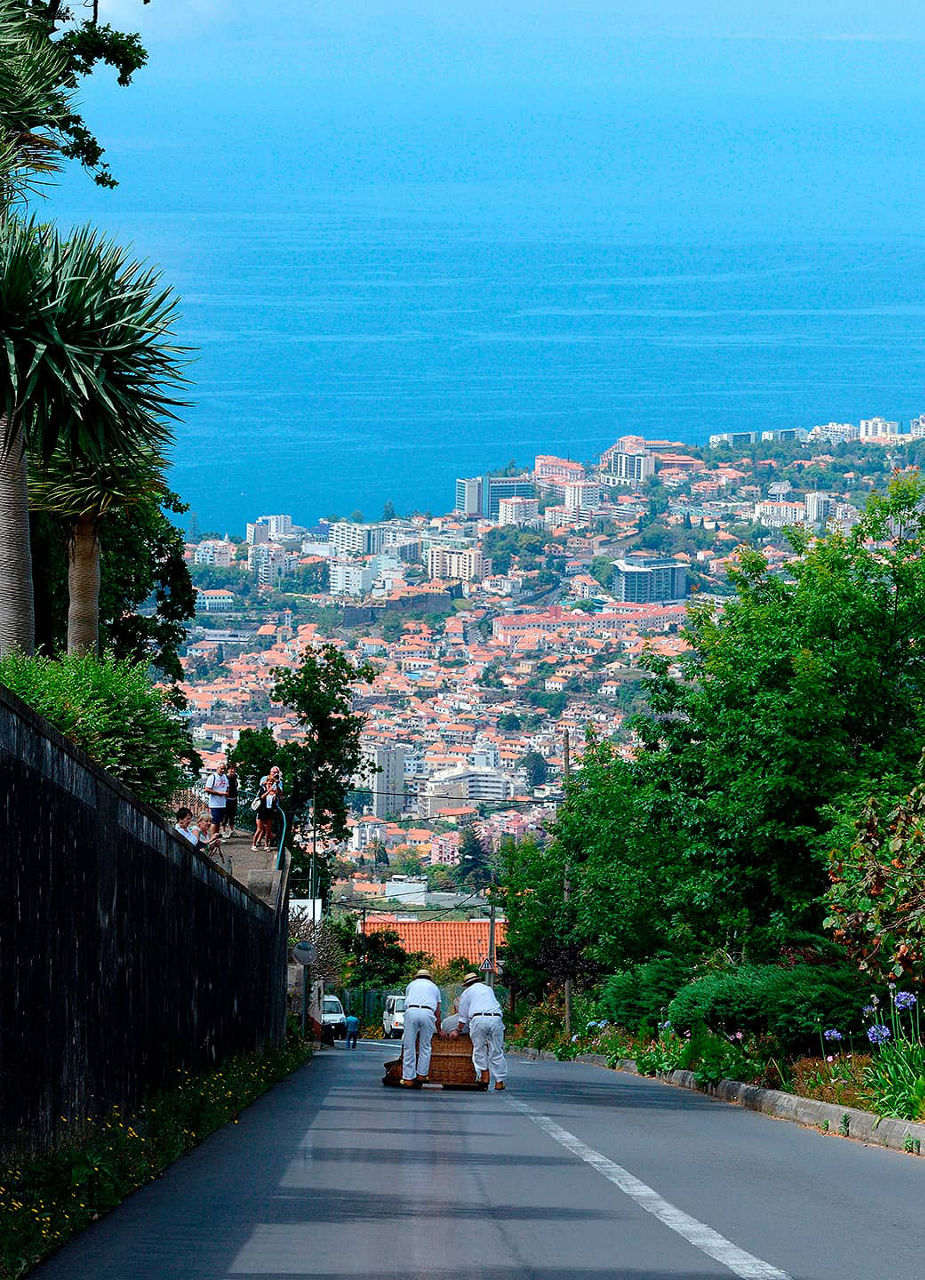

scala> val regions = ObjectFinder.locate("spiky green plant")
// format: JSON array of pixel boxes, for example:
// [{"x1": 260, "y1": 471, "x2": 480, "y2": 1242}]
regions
[{"x1": 0, "y1": 219, "x2": 186, "y2": 654}]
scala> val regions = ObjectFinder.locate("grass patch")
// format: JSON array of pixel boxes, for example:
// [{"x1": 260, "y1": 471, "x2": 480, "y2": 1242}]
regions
[{"x1": 0, "y1": 1024, "x2": 311, "y2": 1279}]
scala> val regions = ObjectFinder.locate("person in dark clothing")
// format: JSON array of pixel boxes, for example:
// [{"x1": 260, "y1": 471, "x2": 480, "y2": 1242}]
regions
[
  {"x1": 222, "y1": 763, "x2": 239, "y2": 836},
  {"x1": 345, "y1": 1013, "x2": 360, "y2": 1049}
]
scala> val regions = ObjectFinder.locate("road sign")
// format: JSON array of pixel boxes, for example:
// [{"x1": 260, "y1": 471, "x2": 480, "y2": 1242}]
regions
[{"x1": 479, "y1": 956, "x2": 494, "y2": 972}]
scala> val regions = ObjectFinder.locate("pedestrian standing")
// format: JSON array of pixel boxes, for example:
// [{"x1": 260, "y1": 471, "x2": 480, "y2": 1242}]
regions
[
  {"x1": 453, "y1": 971, "x2": 507, "y2": 1090},
  {"x1": 223, "y1": 763, "x2": 239, "y2": 836},
  {"x1": 203, "y1": 761, "x2": 229, "y2": 842},
  {"x1": 401, "y1": 967, "x2": 442, "y2": 1086},
  {"x1": 253, "y1": 765, "x2": 283, "y2": 850},
  {"x1": 345, "y1": 1013, "x2": 359, "y2": 1050}
]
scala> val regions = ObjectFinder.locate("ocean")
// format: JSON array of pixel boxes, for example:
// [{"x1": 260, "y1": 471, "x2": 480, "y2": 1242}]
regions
[{"x1": 48, "y1": 185, "x2": 925, "y2": 534}]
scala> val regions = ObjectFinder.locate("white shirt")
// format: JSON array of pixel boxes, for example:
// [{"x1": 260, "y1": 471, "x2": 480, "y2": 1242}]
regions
[
  {"x1": 404, "y1": 977, "x2": 442, "y2": 1013},
  {"x1": 174, "y1": 822, "x2": 198, "y2": 847},
  {"x1": 457, "y1": 981, "x2": 502, "y2": 1029},
  {"x1": 205, "y1": 772, "x2": 228, "y2": 809}
]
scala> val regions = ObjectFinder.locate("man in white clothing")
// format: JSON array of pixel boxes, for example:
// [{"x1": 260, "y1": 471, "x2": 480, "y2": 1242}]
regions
[
  {"x1": 401, "y1": 968, "x2": 442, "y2": 1086},
  {"x1": 453, "y1": 971, "x2": 507, "y2": 1090}
]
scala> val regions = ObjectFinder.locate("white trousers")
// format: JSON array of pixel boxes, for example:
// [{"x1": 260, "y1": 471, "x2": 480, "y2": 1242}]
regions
[
  {"x1": 402, "y1": 1008, "x2": 436, "y2": 1080},
  {"x1": 470, "y1": 1015, "x2": 507, "y2": 1081}
]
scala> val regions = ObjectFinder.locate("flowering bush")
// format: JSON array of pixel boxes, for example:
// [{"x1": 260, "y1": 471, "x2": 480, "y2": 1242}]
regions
[
  {"x1": 863, "y1": 988, "x2": 925, "y2": 1120},
  {"x1": 0, "y1": 1025, "x2": 311, "y2": 1280},
  {"x1": 790, "y1": 1055, "x2": 871, "y2": 1109}
]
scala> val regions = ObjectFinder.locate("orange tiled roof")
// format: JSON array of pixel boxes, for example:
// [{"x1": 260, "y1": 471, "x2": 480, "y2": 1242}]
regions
[{"x1": 364, "y1": 919, "x2": 507, "y2": 967}]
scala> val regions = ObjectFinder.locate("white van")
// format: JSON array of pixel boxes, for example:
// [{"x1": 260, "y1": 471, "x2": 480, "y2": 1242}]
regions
[
  {"x1": 321, "y1": 994, "x2": 346, "y2": 1040},
  {"x1": 383, "y1": 994, "x2": 406, "y2": 1039}
]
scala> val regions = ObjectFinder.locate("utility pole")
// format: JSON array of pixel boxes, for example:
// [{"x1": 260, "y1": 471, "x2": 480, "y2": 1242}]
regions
[
  {"x1": 487, "y1": 880, "x2": 496, "y2": 990},
  {"x1": 562, "y1": 728, "x2": 572, "y2": 1038},
  {"x1": 359, "y1": 904, "x2": 368, "y2": 1027}
]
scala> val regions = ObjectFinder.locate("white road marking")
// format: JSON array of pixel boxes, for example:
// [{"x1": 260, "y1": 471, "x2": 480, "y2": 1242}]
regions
[{"x1": 508, "y1": 1097, "x2": 791, "y2": 1280}]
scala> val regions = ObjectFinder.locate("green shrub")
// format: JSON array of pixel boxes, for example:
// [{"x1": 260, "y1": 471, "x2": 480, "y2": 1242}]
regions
[
  {"x1": 667, "y1": 963, "x2": 876, "y2": 1053},
  {"x1": 0, "y1": 652, "x2": 198, "y2": 811},
  {"x1": 598, "y1": 954, "x2": 692, "y2": 1033}
]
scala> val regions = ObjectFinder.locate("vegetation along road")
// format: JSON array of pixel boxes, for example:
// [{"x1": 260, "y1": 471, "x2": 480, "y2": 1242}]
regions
[{"x1": 32, "y1": 1045, "x2": 925, "y2": 1280}]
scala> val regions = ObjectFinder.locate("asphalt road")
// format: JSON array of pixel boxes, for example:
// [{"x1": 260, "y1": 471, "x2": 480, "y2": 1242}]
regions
[{"x1": 34, "y1": 1042, "x2": 925, "y2": 1280}]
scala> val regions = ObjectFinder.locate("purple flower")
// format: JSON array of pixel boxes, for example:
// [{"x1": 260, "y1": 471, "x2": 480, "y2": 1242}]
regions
[
  {"x1": 867, "y1": 1024, "x2": 892, "y2": 1046},
  {"x1": 894, "y1": 991, "x2": 917, "y2": 1011},
  {"x1": 862, "y1": 1004, "x2": 876, "y2": 1017},
  {"x1": 823, "y1": 1029, "x2": 843, "y2": 1042}
]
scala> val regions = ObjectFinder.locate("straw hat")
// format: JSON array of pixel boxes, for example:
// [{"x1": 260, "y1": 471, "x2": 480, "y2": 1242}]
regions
[
  {"x1": 462, "y1": 972, "x2": 480, "y2": 986},
  {"x1": 414, "y1": 967, "x2": 433, "y2": 980}
]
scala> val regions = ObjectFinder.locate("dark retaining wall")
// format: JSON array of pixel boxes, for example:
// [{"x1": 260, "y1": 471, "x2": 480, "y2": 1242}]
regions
[{"x1": 0, "y1": 684, "x2": 289, "y2": 1160}]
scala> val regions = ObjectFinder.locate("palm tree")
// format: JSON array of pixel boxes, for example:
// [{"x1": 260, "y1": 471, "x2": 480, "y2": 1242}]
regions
[
  {"x1": 0, "y1": 4, "x2": 72, "y2": 654},
  {"x1": 29, "y1": 446, "x2": 169, "y2": 654},
  {"x1": 0, "y1": 220, "x2": 185, "y2": 655}
]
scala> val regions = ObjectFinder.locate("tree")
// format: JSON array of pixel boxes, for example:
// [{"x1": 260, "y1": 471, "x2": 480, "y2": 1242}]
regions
[
  {"x1": 455, "y1": 826, "x2": 492, "y2": 890},
  {"x1": 30, "y1": 486, "x2": 195, "y2": 680},
  {"x1": 381, "y1": 499, "x2": 396, "y2": 521},
  {"x1": 498, "y1": 712, "x2": 522, "y2": 733},
  {"x1": 272, "y1": 644, "x2": 376, "y2": 839},
  {"x1": 29, "y1": 445, "x2": 169, "y2": 654},
  {"x1": 24, "y1": 0, "x2": 152, "y2": 189},
  {"x1": 0, "y1": 221, "x2": 185, "y2": 655},
  {"x1": 825, "y1": 770, "x2": 925, "y2": 980},
  {"x1": 519, "y1": 751, "x2": 548, "y2": 789},
  {"x1": 590, "y1": 556, "x2": 613, "y2": 591}
]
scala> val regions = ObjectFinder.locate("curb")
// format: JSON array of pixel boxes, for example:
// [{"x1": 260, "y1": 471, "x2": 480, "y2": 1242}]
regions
[{"x1": 510, "y1": 1050, "x2": 925, "y2": 1156}]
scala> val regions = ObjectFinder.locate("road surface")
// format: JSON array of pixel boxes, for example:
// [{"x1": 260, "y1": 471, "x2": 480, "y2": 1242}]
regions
[{"x1": 35, "y1": 1042, "x2": 925, "y2": 1279}]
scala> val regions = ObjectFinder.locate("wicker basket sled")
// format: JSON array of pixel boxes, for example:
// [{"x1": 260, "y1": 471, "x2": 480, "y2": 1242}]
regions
[{"x1": 382, "y1": 1032, "x2": 487, "y2": 1089}]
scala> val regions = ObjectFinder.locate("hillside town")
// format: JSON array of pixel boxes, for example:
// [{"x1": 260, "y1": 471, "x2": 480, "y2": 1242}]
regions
[{"x1": 178, "y1": 419, "x2": 925, "y2": 913}]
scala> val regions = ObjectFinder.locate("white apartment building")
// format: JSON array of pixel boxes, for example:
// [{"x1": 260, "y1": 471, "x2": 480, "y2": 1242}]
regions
[
  {"x1": 329, "y1": 558, "x2": 376, "y2": 596},
  {"x1": 564, "y1": 480, "x2": 601, "y2": 511},
  {"x1": 599, "y1": 450, "x2": 655, "y2": 489},
  {"x1": 498, "y1": 496, "x2": 540, "y2": 527},
  {"x1": 330, "y1": 522, "x2": 388, "y2": 557},
  {"x1": 753, "y1": 500, "x2": 807, "y2": 528},
  {"x1": 261, "y1": 514, "x2": 293, "y2": 540},
  {"x1": 423, "y1": 766, "x2": 515, "y2": 816},
  {"x1": 247, "y1": 542, "x2": 289, "y2": 586},
  {"x1": 246, "y1": 521, "x2": 270, "y2": 545},
  {"x1": 859, "y1": 417, "x2": 900, "y2": 439},
  {"x1": 804, "y1": 491, "x2": 833, "y2": 525},
  {"x1": 361, "y1": 744, "x2": 408, "y2": 818},
  {"x1": 910, "y1": 415, "x2": 925, "y2": 439},
  {"x1": 193, "y1": 539, "x2": 235, "y2": 568},
  {"x1": 426, "y1": 546, "x2": 491, "y2": 582},
  {"x1": 807, "y1": 422, "x2": 859, "y2": 444}
]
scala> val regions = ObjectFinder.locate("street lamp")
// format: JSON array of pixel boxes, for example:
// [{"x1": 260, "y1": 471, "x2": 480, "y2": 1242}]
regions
[{"x1": 462, "y1": 853, "x2": 498, "y2": 988}]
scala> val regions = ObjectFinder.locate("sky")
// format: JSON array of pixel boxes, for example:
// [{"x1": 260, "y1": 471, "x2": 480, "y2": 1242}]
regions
[{"x1": 56, "y1": 1, "x2": 925, "y2": 233}]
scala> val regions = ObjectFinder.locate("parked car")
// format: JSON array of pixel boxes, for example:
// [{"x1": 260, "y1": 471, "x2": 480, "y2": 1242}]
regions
[
  {"x1": 321, "y1": 994, "x2": 347, "y2": 1041},
  {"x1": 383, "y1": 994, "x2": 406, "y2": 1039}
]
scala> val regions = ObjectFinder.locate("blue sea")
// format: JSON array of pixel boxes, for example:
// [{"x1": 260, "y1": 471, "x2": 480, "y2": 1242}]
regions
[{"x1": 50, "y1": 184, "x2": 925, "y2": 534}]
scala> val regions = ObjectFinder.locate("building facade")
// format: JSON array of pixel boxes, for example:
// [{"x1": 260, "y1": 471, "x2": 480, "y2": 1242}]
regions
[{"x1": 611, "y1": 558, "x2": 689, "y2": 604}]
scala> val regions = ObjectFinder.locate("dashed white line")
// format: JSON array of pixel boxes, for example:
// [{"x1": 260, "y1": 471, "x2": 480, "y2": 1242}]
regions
[{"x1": 508, "y1": 1097, "x2": 791, "y2": 1280}]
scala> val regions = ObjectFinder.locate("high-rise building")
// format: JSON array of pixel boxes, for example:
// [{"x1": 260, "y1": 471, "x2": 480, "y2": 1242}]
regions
[
  {"x1": 193, "y1": 539, "x2": 235, "y2": 567},
  {"x1": 599, "y1": 450, "x2": 655, "y2": 488},
  {"x1": 330, "y1": 522, "x2": 388, "y2": 557},
  {"x1": 563, "y1": 481, "x2": 601, "y2": 511},
  {"x1": 484, "y1": 476, "x2": 536, "y2": 518},
  {"x1": 708, "y1": 431, "x2": 759, "y2": 449},
  {"x1": 247, "y1": 542, "x2": 289, "y2": 586},
  {"x1": 807, "y1": 422, "x2": 858, "y2": 444},
  {"x1": 612, "y1": 557, "x2": 688, "y2": 604},
  {"x1": 753, "y1": 500, "x2": 807, "y2": 528},
  {"x1": 804, "y1": 491, "x2": 832, "y2": 525},
  {"x1": 910, "y1": 415, "x2": 925, "y2": 439},
  {"x1": 498, "y1": 496, "x2": 540, "y2": 526},
  {"x1": 426, "y1": 547, "x2": 491, "y2": 582},
  {"x1": 246, "y1": 520, "x2": 269, "y2": 545},
  {"x1": 329, "y1": 559, "x2": 376, "y2": 596},
  {"x1": 455, "y1": 476, "x2": 484, "y2": 516},
  {"x1": 859, "y1": 417, "x2": 900, "y2": 438},
  {"x1": 261, "y1": 514, "x2": 293, "y2": 540},
  {"x1": 362, "y1": 745, "x2": 408, "y2": 818}
]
